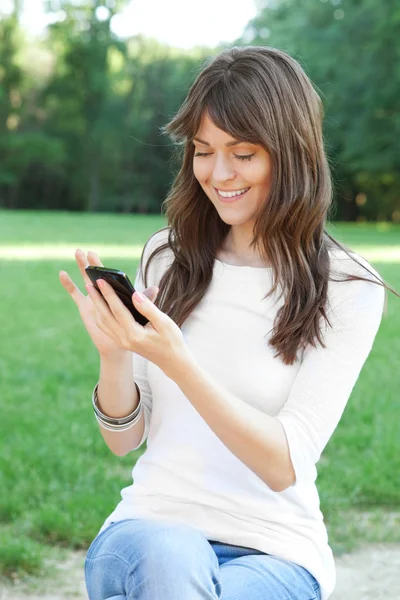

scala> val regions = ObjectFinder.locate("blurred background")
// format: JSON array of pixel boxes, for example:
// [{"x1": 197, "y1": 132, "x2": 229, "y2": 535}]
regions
[
  {"x1": 0, "y1": 0, "x2": 399, "y2": 596},
  {"x1": 0, "y1": 0, "x2": 399, "y2": 219}
]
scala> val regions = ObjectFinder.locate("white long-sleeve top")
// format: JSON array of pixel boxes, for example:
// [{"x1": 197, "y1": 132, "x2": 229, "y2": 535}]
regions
[{"x1": 100, "y1": 228, "x2": 385, "y2": 600}]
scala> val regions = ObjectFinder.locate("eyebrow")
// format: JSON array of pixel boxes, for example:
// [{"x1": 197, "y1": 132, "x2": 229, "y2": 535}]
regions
[{"x1": 193, "y1": 137, "x2": 251, "y2": 147}]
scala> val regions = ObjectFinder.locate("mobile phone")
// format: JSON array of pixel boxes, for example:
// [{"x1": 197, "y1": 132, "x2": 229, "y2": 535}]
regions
[{"x1": 85, "y1": 266, "x2": 149, "y2": 326}]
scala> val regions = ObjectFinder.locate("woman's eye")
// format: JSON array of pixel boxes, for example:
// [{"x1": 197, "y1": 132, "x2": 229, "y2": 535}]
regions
[
  {"x1": 193, "y1": 152, "x2": 255, "y2": 161},
  {"x1": 235, "y1": 154, "x2": 255, "y2": 161}
]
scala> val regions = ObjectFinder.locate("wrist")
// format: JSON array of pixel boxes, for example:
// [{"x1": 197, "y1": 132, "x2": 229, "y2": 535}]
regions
[
  {"x1": 99, "y1": 348, "x2": 132, "y2": 365},
  {"x1": 167, "y1": 348, "x2": 197, "y2": 384},
  {"x1": 92, "y1": 381, "x2": 143, "y2": 431}
]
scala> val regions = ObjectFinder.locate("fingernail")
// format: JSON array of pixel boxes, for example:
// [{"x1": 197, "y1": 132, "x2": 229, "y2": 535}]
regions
[
  {"x1": 133, "y1": 291, "x2": 145, "y2": 303},
  {"x1": 85, "y1": 284, "x2": 92, "y2": 292}
]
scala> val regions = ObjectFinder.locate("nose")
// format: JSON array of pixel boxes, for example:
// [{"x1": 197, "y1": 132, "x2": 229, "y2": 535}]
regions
[{"x1": 212, "y1": 153, "x2": 236, "y2": 183}]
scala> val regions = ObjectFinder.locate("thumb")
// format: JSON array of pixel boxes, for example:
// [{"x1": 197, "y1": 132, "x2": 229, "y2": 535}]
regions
[
  {"x1": 142, "y1": 285, "x2": 159, "y2": 303},
  {"x1": 132, "y1": 289, "x2": 166, "y2": 332}
]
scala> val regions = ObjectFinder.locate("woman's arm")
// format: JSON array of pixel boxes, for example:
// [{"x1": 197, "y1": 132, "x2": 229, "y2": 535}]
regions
[
  {"x1": 171, "y1": 273, "x2": 385, "y2": 492},
  {"x1": 97, "y1": 352, "x2": 145, "y2": 456},
  {"x1": 275, "y1": 275, "x2": 385, "y2": 487},
  {"x1": 90, "y1": 240, "x2": 385, "y2": 488},
  {"x1": 95, "y1": 230, "x2": 171, "y2": 455},
  {"x1": 173, "y1": 356, "x2": 296, "y2": 492}
]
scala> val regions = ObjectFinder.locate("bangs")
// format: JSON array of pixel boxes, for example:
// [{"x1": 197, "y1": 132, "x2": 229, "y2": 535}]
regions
[
  {"x1": 204, "y1": 78, "x2": 265, "y2": 146},
  {"x1": 165, "y1": 67, "x2": 276, "y2": 154}
]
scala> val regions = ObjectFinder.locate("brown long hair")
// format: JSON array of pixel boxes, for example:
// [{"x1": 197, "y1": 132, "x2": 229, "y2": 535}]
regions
[{"x1": 140, "y1": 46, "x2": 399, "y2": 366}]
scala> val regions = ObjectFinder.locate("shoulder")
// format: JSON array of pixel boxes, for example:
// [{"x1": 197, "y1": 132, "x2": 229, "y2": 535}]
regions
[
  {"x1": 142, "y1": 227, "x2": 171, "y2": 257},
  {"x1": 140, "y1": 227, "x2": 174, "y2": 284},
  {"x1": 141, "y1": 227, "x2": 174, "y2": 265},
  {"x1": 327, "y1": 248, "x2": 385, "y2": 316},
  {"x1": 328, "y1": 247, "x2": 383, "y2": 282}
]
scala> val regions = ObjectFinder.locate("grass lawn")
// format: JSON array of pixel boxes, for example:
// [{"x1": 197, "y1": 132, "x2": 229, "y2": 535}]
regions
[{"x1": 0, "y1": 210, "x2": 399, "y2": 579}]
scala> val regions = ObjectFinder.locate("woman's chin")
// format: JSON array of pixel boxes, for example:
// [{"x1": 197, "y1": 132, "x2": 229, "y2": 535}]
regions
[{"x1": 216, "y1": 212, "x2": 250, "y2": 227}]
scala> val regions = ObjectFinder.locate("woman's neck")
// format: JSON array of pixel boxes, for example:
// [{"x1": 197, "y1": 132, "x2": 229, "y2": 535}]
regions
[{"x1": 218, "y1": 229, "x2": 271, "y2": 268}]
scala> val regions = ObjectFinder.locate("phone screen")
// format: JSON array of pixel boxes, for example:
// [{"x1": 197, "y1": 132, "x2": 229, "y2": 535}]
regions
[{"x1": 85, "y1": 266, "x2": 149, "y2": 326}]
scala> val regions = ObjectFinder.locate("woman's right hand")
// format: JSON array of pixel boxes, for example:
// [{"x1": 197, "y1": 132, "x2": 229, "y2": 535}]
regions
[{"x1": 59, "y1": 249, "x2": 159, "y2": 359}]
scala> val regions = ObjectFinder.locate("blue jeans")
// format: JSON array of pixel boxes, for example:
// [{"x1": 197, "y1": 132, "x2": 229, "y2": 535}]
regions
[{"x1": 85, "y1": 518, "x2": 321, "y2": 600}]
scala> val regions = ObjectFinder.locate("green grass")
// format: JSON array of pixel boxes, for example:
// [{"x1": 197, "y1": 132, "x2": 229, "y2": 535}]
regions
[{"x1": 0, "y1": 210, "x2": 399, "y2": 580}]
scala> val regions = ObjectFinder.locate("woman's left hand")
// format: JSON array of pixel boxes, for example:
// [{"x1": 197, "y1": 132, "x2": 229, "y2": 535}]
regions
[{"x1": 86, "y1": 278, "x2": 191, "y2": 380}]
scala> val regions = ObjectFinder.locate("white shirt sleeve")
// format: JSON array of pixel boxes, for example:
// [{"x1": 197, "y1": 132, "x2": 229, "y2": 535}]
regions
[{"x1": 276, "y1": 255, "x2": 386, "y2": 487}]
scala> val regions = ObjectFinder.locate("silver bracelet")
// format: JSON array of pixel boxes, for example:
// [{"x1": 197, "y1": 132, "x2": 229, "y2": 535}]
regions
[{"x1": 92, "y1": 382, "x2": 143, "y2": 432}]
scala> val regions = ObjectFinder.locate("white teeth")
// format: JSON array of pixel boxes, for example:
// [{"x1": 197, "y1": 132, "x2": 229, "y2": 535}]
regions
[{"x1": 217, "y1": 187, "x2": 249, "y2": 198}]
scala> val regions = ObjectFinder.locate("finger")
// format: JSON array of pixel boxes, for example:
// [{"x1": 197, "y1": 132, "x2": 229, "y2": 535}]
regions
[
  {"x1": 87, "y1": 250, "x2": 104, "y2": 267},
  {"x1": 85, "y1": 281, "x2": 130, "y2": 339},
  {"x1": 94, "y1": 279, "x2": 143, "y2": 333},
  {"x1": 82, "y1": 282, "x2": 125, "y2": 342},
  {"x1": 85, "y1": 281, "x2": 115, "y2": 320},
  {"x1": 132, "y1": 289, "x2": 168, "y2": 333},
  {"x1": 92, "y1": 315, "x2": 121, "y2": 345},
  {"x1": 143, "y1": 285, "x2": 159, "y2": 303},
  {"x1": 75, "y1": 248, "x2": 92, "y2": 286},
  {"x1": 59, "y1": 270, "x2": 85, "y2": 306}
]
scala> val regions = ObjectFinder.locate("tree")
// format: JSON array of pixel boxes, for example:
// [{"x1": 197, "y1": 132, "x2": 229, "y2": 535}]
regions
[
  {"x1": 240, "y1": 0, "x2": 400, "y2": 221},
  {"x1": 43, "y1": 0, "x2": 128, "y2": 211}
]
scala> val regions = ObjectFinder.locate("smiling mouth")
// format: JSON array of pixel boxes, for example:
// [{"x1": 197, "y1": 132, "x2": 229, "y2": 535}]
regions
[{"x1": 214, "y1": 187, "x2": 251, "y2": 201}]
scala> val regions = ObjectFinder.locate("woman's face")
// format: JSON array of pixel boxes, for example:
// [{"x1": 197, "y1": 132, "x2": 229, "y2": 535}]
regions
[{"x1": 192, "y1": 113, "x2": 273, "y2": 229}]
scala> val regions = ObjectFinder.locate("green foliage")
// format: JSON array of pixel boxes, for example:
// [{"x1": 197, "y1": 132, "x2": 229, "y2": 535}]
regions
[
  {"x1": 0, "y1": 1, "x2": 209, "y2": 212},
  {"x1": 0, "y1": 1, "x2": 399, "y2": 218},
  {"x1": 240, "y1": 0, "x2": 400, "y2": 221},
  {"x1": 0, "y1": 12, "x2": 23, "y2": 131},
  {"x1": 0, "y1": 132, "x2": 66, "y2": 204},
  {"x1": 0, "y1": 526, "x2": 49, "y2": 578}
]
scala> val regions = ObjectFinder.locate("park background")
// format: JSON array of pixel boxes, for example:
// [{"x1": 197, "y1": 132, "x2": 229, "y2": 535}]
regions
[{"x1": 0, "y1": 0, "x2": 399, "y2": 589}]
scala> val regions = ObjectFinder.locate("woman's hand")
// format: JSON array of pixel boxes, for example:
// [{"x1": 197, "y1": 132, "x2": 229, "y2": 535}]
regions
[
  {"x1": 59, "y1": 249, "x2": 159, "y2": 360},
  {"x1": 85, "y1": 277, "x2": 191, "y2": 380}
]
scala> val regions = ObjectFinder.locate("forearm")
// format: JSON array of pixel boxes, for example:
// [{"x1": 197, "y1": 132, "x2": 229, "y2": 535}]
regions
[
  {"x1": 97, "y1": 351, "x2": 145, "y2": 456},
  {"x1": 173, "y1": 355, "x2": 295, "y2": 493}
]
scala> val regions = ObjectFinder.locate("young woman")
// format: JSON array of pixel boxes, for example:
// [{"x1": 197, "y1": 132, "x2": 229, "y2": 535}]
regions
[{"x1": 60, "y1": 46, "x2": 397, "y2": 600}]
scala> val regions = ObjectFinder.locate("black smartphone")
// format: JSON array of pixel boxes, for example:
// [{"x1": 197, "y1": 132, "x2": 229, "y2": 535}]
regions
[{"x1": 85, "y1": 266, "x2": 149, "y2": 326}]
